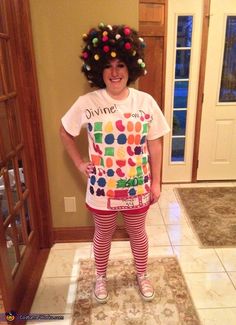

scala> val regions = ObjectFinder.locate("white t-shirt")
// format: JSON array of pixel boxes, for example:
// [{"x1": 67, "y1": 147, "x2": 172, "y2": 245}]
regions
[{"x1": 61, "y1": 88, "x2": 170, "y2": 210}]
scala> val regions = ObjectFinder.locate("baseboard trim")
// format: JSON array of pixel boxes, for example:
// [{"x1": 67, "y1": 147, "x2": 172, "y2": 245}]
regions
[{"x1": 53, "y1": 226, "x2": 129, "y2": 243}]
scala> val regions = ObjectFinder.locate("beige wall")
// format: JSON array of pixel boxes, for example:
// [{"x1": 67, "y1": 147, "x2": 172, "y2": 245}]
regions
[{"x1": 29, "y1": 0, "x2": 138, "y2": 227}]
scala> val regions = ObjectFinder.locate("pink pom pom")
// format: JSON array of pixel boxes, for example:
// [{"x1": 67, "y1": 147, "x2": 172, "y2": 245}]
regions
[
  {"x1": 125, "y1": 42, "x2": 131, "y2": 50},
  {"x1": 102, "y1": 35, "x2": 109, "y2": 42},
  {"x1": 103, "y1": 45, "x2": 110, "y2": 53},
  {"x1": 124, "y1": 27, "x2": 131, "y2": 35},
  {"x1": 82, "y1": 52, "x2": 89, "y2": 59}
]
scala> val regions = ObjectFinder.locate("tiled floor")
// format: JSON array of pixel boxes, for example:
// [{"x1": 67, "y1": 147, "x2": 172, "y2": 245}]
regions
[{"x1": 28, "y1": 182, "x2": 236, "y2": 325}]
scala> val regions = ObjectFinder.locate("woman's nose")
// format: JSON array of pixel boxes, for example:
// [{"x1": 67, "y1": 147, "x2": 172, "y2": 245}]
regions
[{"x1": 111, "y1": 66, "x2": 118, "y2": 76}]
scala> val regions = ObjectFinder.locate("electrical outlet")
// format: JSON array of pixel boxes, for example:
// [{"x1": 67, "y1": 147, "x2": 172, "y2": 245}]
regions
[{"x1": 64, "y1": 197, "x2": 76, "y2": 212}]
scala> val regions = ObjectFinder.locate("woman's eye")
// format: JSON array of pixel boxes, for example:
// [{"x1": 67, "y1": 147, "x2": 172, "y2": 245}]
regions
[
  {"x1": 104, "y1": 65, "x2": 111, "y2": 69},
  {"x1": 117, "y1": 63, "x2": 125, "y2": 68}
]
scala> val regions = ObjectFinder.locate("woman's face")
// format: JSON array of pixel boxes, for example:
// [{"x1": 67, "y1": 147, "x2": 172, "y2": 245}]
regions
[{"x1": 102, "y1": 59, "x2": 129, "y2": 99}]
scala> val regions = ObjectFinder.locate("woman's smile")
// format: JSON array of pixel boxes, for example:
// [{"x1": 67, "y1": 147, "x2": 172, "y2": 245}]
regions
[{"x1": 103, "y1": 59, "x2": 129, "y2": 100}]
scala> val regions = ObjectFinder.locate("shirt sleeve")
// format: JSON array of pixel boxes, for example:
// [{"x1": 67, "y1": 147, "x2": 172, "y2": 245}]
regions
[
  {"x1": 146, "y1": 96, "x2": 170, "y2": 140},
  {"x1": 61, "y1": 97, "x2": 85, "y2": 137}
]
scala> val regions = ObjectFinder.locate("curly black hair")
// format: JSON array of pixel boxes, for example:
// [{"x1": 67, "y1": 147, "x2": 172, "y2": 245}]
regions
[{"x1": 80, "y1": 23, "x2": 147, "y2": 88}]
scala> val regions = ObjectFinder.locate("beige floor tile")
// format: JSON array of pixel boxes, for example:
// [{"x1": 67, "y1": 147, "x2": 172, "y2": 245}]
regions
[
  {"x1": 149, "y1": 245, "x2": 174, "y2": 257},
  {"x1": 42, "y1": 248, "x2": 90, "y2": 278},
  {"x1": 197, "y1": 308, "x2": 236, "y2": 325},
  {"x1": 109, "y1": 246, "x2": 132, "y2": 259},
  {"x1": 173, "y1": 246, "x2": 224, "y2": 272},
  {"x1": 228, "y1": 272, "x2": 236, "y2": 288},
  {"x1": 184, "y1": 272, "x2": 236, "y2": 308},
  {"x1": 146, "y1": 225, "x2": 171, "y2": 246},
  {"x1": 158, "y1": 196, "x2": 180, "y2": 210},
  {"x1": 30, "y1": 277, "x2": 77, "y2": 314},
  {"x1": 146, "y1": 207, "x2": 164, "y2": 225},
  {"x1": 52, "y1": 242, "x2": 92, "y2": 251},
  {"x1": 110, "y1": 240, "x2": 131, "y2": 248},
  {"x1": 161, "y1": 207, "x2": 188, "y2": 225},
  {"x1": 166, "y1": 224, "x2": 198, "y2": 245},
  {"x1": 215, "y1": 248, "x2": 236, "y2": 272}
]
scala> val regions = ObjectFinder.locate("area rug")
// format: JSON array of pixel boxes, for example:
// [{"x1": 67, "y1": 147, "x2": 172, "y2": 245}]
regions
[
  {"x1": 176, "y1": 187, "x2": 236, "y2": 247},
  {"x1": 72, "y1": 257, "x2": 201, "y2": 325}
]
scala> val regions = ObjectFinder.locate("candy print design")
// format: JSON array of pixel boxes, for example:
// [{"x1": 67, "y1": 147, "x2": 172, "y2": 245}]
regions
[
  {"x1": 87, "y1": 113, "x2": 151, "y2": 199},
  {"x1": 116, "y1": 120, "x2": 125, "y2": 131}
]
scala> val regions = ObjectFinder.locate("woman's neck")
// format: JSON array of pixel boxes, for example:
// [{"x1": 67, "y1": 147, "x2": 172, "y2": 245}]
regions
[{"x1": 106, "y1": 87, "x2": 129, "y2": 100}]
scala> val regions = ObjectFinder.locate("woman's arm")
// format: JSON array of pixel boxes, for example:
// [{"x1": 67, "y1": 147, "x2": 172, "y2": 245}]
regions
[
  {"x1": 147, "y1": 138, "x2": 163, "y2": 203},
  {"x1": 59, "y1": 124, "x2": 93, "y2": 176}
]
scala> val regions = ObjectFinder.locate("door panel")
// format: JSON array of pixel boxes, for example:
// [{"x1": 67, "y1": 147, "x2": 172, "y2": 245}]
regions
[
  {"x1": 0, "y1": 0, "x2": 52, "y2": 314},
  {"x1": 162, "y1": 0, "x2": 204, "y2": 182},
  {"x1": 197, "y1": 0, "x2": 236, "y2": 180}
]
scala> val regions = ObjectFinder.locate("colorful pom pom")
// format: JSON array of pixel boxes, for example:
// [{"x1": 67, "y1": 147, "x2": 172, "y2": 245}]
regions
[
  {"x1": 103, "y1": 31, "x2": 108, "y2": 36},
  {"x1": 99, "y1": 22, "x2": 105, "y2": 29},
  {"x1": 85, "y1": 65, "x2": 91, "y2": 71},
  {"x1": 144, "y1": 69, "x2": 147, "y2": 75},
  {"x1": 92, "y1": 37, "x2": 99, "y2": 45},
  {"x1": 103, "y1": 45, "x2": 110, "y2": 53},
  {"x1": 82, "y1": 33, "x2": 88, "y2": 40},
  {"x1": 82, "y1": 52, "x2": 89, "y2": 59},
  {"x1": 137, "y1": 58, "x2": 143, "y2": 64},
  {"x1": 111, "y1": 51, "x2": 117, "y2": 58},
  {"x1": 115, "y1": 34, "x2": 121, "y2": 40},
  {"x1": 139, "y1": 37, "x2": 144, "y2": 42},
  {"x1": 102, "y1": 35, "x2": 109, "y2": 42},
  {"x1": 107, "y1": 24, "x2": 113, "y2": 30},
  {"x1": 125, "y1": 42, "x2": 131, "y2": 50},
  {"x1": 124, "y1": 27, "x2": 131, "y2": 35},
  {"x1": 132, "y1": 50, "x2": 136, "y2": 56},
  {"x1": 141, "y1": 62, "x2": 146, "y2": 68},
  {"x1": 94, "y1": 54, "x2": 100, "y2": 61}
]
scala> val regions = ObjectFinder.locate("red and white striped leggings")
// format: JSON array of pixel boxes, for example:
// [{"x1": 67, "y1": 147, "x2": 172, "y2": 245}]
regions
[{"x1": 88, "y1": 205, "x2": 150, "y2": 276}]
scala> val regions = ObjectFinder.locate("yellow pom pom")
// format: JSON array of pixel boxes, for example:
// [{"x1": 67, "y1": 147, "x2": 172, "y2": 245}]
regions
[
  {"x1": 94, "y1": 54, "x2": 100, "y2": 61},
  {"x1": 111, "y1": 51, "x2": 116, "y2": 58}
]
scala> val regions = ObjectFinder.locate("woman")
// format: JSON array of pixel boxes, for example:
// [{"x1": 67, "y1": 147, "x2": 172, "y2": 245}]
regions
[{"x1": 60, "y1": 23, "x2": 170, "y2": 303}]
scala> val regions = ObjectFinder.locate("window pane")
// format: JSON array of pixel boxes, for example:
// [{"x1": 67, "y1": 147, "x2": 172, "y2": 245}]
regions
[
  {"x1": 174, "y1": 81, "x2": 189, "y2": 108},
  {"x1": 0, "y1": 172, "x2": 9, "y2": 221},
  {"x1": 171, "y1": 138, "x2": 185, "y2": 162},
  {"x1": 177, "y1": 16, "x2": 193, "y2": 47},
  {"x1": 219, "y1": 16, "x2": 236, "y2": 102},
  {"x1": 0, "y1": 101, "x2": 13, "y2": 154},
  {"x1": 175, "y1": 50, "x2": 191, "y2": 79},
  {"x1": 0, "y1": 39, "x2": 15, "y2": 93},
  {"x1": 6, "y1": 223, "x2": 18, "y2": 272},
  {"x1": 173, "y1": 111, "x2": 187, "y2": 136}
]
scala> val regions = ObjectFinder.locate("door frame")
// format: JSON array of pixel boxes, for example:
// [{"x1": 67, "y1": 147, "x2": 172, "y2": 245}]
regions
[
  {"x1": 192, "y1": 0, "x2": 211, "y2": 181},
  {"x1": 7, "y1": 0, "x2": 53, "y2": 248},
  {"x1": 0, "y1": 0, "x2": 53, "y2": 314}
]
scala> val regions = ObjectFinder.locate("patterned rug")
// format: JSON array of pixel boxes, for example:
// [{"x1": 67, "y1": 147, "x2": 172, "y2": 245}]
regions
[
  {"x1": 72, "y1": 257, "x2": 201, "y2": 325},
  {"x1": 176, "y1": 187, "x2": 236, "y2": 247}
]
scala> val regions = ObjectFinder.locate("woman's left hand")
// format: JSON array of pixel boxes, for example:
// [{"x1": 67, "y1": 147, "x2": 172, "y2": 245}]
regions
[{"x1": 150, "y1": 182, "x2": 161, "y2": 204}]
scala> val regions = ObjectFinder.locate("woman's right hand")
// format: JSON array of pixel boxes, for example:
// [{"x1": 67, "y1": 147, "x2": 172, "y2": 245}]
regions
[{"x1": 78, "y1": 161, "x2": 94, "y2": 177}]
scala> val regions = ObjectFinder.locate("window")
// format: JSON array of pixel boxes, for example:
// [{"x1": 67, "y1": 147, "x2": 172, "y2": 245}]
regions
[
  {"x1": 171, "y1": 16, "x2": 193, "y2": 162},
  {"x1": 219, "y1": 16, "x2": 236, "y2": 103}
]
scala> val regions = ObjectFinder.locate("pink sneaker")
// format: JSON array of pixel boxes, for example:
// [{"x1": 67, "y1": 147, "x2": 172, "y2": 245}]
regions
[
  {"x1": 94, "y1": 275, "x2": 109, "y2": 303},
  {"x1": 137, "y1": 273, "x2": 155, "y2": 301}
]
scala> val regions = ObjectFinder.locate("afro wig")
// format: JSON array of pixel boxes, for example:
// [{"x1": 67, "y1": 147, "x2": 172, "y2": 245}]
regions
[{"x1": 80, "y1": 23, "x2": 147, "y2": 88}]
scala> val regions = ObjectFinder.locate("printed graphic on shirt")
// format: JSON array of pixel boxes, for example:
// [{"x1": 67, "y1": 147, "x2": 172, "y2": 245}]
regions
[{"x1": 87, "y1": 111, "x2": 151, "y2": 209}]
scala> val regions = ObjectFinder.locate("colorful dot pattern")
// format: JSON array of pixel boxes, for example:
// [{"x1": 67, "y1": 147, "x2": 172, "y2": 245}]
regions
[{"x1": 87, "y1": 112, "x2": 152, "y2": 201}]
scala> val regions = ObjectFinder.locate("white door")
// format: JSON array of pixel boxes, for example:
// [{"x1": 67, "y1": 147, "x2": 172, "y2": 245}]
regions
[
  {"x1": 162, "y1": 0, "x2": 204, "y2": 182},
  {"x1": 197, "y1": 0, "x2": 236, "y2": 180}
]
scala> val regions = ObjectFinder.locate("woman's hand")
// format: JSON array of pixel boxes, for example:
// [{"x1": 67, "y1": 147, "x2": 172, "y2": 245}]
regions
[
  {"x1": 78, "y1": 161, "x2": 94, "y2": 177},
  {"x1": 150, "y1": 181, "x2": 161, "y2": 204}
]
